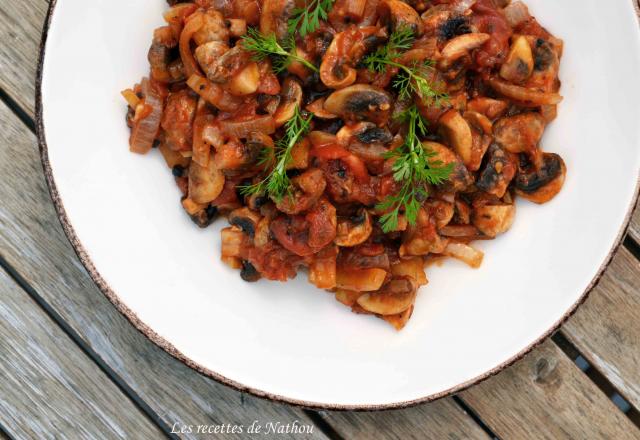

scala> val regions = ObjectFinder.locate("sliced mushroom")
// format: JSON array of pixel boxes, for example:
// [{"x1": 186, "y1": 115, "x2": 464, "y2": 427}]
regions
[
  {"x1": 476, "y1": 144, "x2": 518, "y2": 198},
  {"x1": 181, "y1": 198, "x2": 219, "y2": 228},
  {"x1": 260, "y1": 0, "x2": 296, "y2": 39},
  {"x1": 213, "y1": 137, "x2": 261, "y2": 171},
  {"x1": 515, "y1": 152, "x2": 566, "y2": 203},
  {"x1": 382, "y1": 305, "x2": 414, "y2": 330},
  {"x1": 240, "y1": 260, "x2": 261, "y2": 282},
  {"x1": 493, "y1": 113, "x2": 545, "y2": 154},
  {"x1": 439, "y1": 110, "x2": 473, "y2": 166},
  {"x1": 188, "y1": 157, "x2": 225, "y2": 204},
  {"x1": 440, "y1": 33, "x2": 490, "y2": 63},
  {"x1": 378, "y1": 0, "x2": 424, "y2": 37},
  {"x1": 423, "y1": 141, "x2": 473, "y2": 191},
  {"x1": 273, "y1": 78, "x2": 303, "y2": 127},
  {"x1": 306, "y1": 97, "x2": 338, "y2": 119},
  {"x1": 390, "y1": 257, "x2": 427, "y2": 286},
  {"x1": 336, "y1": 209, "x2": 373, "y2": 247},
  {"x1": 320, "y1": 31, "x2": 357, "y2": 89},
  {"x1": 425, "y1": 199, "x2": 455, "y2": 229},
  {"x1": 466, "y1": 97, "x2": 508, "y2": 120},
  {"x1": 324, "y1": 84, "x2": 392, "y2": 125},
  {"x1": 335, "y1": 289, "x2": 364, "y2": 307},
  {"x1": 228, "y1": 207, "x2": 262, "y2": 237},
  {"x1": 463, "y1": 110, "x2": 492, "y2": 135},
  {"x1": 356, "y1": 276, "x2": 417, "y2": 315},
  {"x1": 472, "y1": 203, "x2": 516, "y2": 238},
  {"x1": 336, "y1": 267, "x2": 388, "y2": 292},
  {"x1": 500, "y1": 35, "x2": 534, "y2": 84}
]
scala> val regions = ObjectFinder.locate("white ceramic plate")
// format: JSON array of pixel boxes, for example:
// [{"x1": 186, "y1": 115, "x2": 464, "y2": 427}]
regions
[{"x1": 38, "y1": 0, "x2": 640, "y2": 408}]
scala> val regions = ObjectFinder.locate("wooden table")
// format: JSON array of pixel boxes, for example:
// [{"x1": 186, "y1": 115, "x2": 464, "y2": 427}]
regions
[{"x1": 1, "y1": 1, "x2": 639, "y2": 438}]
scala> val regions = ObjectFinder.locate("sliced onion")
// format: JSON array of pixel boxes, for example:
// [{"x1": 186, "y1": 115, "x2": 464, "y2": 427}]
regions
[
  {"x1": 503, "y1": 1, "x2": 531, "y2": 27},
  {"x1": 192, "y1": 101, "x2": 217, "y2": 167},
  {"x1": 443, "y1": 242, "x2": 484, "y2": 268},
  {"x1": 488, "y1": 78, "x2": 563, "y2": 105},
  {"x1": 439, "y1": 224, "x2": 484, "y2": 239},
  {"x1": 187, "y1": 74, "x2": 241, "y2": 112},
  {"x1": 129, "y1": 78, "x2": 162, "y2": 154},
  {"x1": 220, "y1": 115, "x2": 276, "y2": 138},
  {"x1": 179, "y1": 13, "x2": 204, "y2": 78}
]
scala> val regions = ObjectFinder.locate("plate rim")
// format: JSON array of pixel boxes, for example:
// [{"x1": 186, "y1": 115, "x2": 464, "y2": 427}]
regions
[{"x1": 35, "y1": 0, "x2": 640, "y2": 410}]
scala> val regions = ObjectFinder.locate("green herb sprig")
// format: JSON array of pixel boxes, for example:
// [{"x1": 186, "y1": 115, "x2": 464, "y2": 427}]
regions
[
  {"x1": 376, "y1": 106, "x2": 454, "y2": 233},
  {"x1": 363, "y1": 28, "x2": 448, "y2": 104},
  {"x1": 241, "y1": 28, "x2": 318, "y2": 73},
  {"x1": 289, "y1": 0, "x2": 335, "y2": 37},
  {"x1": 240, "y1": 106, "x2": 313, "y2": 201}
]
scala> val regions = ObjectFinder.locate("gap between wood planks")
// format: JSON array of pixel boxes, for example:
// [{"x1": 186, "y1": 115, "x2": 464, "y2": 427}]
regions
[{"x1": 3, "y1": 83, "x2": 640, "y2": 435}]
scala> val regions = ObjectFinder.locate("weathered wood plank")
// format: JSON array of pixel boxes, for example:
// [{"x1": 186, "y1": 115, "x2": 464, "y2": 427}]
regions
[
  {"x1": 460, "y1": 340, "x2": 640, "y2": 440},
  {"x1": 562, "y1": 247, "x2": 640, "y2": 409},
  {"x1": 628, "y1": 198, "x2": 640, "y2": 243},
  {"x1": 0, "y1": 0, "x2": 47, "y2": 117},
  {"x1": 0, "y1": 267, "x2": 164, "y2": 439},
  {"x1": 321, "y1": 399, "x2": 490, "y2": 440},
  {"x1": 0, "y1": 93, "x2": 327, "y2": 438}
]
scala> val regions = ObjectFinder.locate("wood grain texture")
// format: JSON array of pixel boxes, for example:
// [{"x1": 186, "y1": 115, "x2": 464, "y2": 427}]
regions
[
  {"x1": 628, "y1": 198, "x2": 640, "y2": 243},
  {"x1": 0, "y1": 0, "x2": 47, "y2": 117},
  {"x1": 460, "y1": 340, "x2": 640, "y2": 440},
  {"x1": 320, "y1": 399, "x2": 490, "y2": 440},
  {"x1": 0, "y1": 267, "x2": 163, "y2": 439},
  {"x1": 0, "y1": 97, "x2": 327, "y2": 439},
  {"x1": 562, "y1": 247, "x2": 640, "y2": 408}
]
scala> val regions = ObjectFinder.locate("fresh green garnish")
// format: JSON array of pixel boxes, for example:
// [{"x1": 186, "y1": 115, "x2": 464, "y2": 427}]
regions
[
  {"x1": 241, "y1": 28, "x2": 318, "y2": 73},
  {"x1": 363, "y1": 28, "x2": 448, "y2": 104},
  {"x1": 289, "y1": 0, "x2": 335, "y2": 37},
  {"x1": 240, "y1": 106, "x2": 313, "y2": 201},
  {"x1": 376, "y1": 106, "x2": 453, "y2": 233}
]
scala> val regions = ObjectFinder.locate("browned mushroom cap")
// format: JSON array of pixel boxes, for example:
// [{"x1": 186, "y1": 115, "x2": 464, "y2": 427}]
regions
[
  {"x1": 500, "y1": 35, "x2": 534, "y2": 84},
  {"x1": 472, "y1": 203, "x2": 516, "y2": 238},
  {"x1": 335, "y1": 209, "x2": 373, "y2": 247},
  {"x1": 320, "y1": 31, "x2": 358, "y2": 89},
  {"x1": 356, "y1": 276, "x2": 417, "y2": 315},
  {"x1": 476, "y1": 144, "x2": 518, "y2": 198},
  {"x1": 260, "y1": 0, "x2": 296, "y2": 39},
  {"x1": 181, "y1": 197, "x2": 219, "y2": 228},
  {"x1": 423, "y1": 141, "x2": 473, "y2": 192},
  {"x1": 273, "y1": 78, "x2": 303, "y2": 127},
  {"x1": 439, "y1": 109, "x2": 473, "y2": 167},
  {"x1": 515, "y1": 152, "x2": 566, "y2": 203},
  {"x1": 378, "y1": 0, "x2": 424, "y2": 37},
  {"x1": 228, "y1": 207, "x2": 262, "y2": 237},
  {"x1": 440, "y1": 33, "x2": 490, "y2": 64},
  {"x1": 188, "y1": 158, "x2": 225, "y2": 204},
  {"x1": 493, "y1": 112, "x2": 546, "y2": 154},
  {"x1": 324, "y1": 85, "x2": 392, "y2": 125}
]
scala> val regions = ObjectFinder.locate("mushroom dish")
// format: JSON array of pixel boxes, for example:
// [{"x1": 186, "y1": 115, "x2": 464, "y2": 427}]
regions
[{"x1": 123, "y1": 0, "x2": 565, "y2": 330}]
